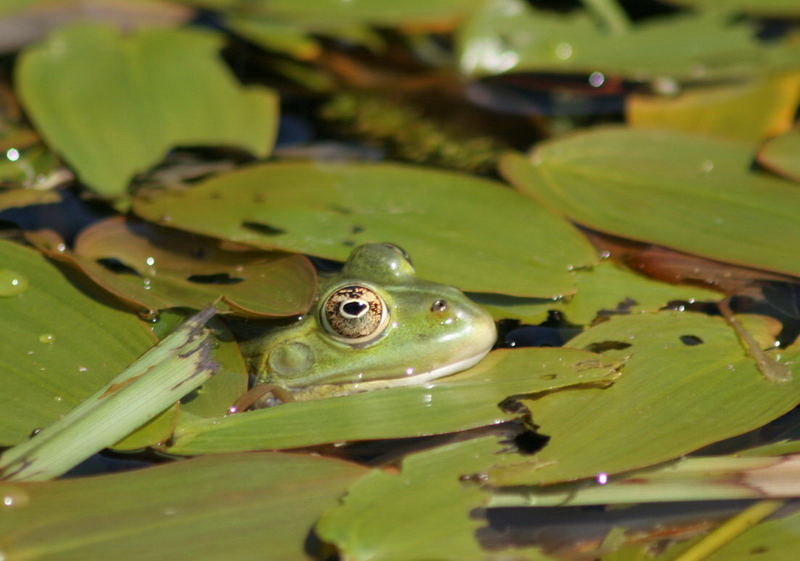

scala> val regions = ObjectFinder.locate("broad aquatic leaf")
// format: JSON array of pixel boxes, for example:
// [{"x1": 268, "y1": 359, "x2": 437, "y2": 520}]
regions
[
  {"x1": 317, "y1": 436, "x2": 555, "y2": 561},
  {"x1": 66, "y1": 217, "x2": 316, "y2": 317},
  {"x1": 0, "y1": 452, "x2": 367, "y2": 561},
  {"x1": 15, "y1": 23, "x2": 278, "y2": 197},
  {"x1": 167, "y1": 348, "x2": 619, "y2": 454},
  {"x1": 0, "y1": 307, "x2": 217, "y2": 481},
  {"x1": 705, "y1": 510, "x2": 800, "y2": 561},
  {"x1": 457, "y1": 0, "x2": 800, "y2": 81},
  {"x1": 0, "y1": 240, "x2": 156, "y2": 446},
  {"x1": 473, "y1": 261, "x2": 720, "y2": 325},
  {"x1": 487, "y1": 312, "x2": 800, "y2": 485},
  {"x1": 0, "y1": 188, "x2": 59, "y2": 210},
  {"x1": 501, "y1": 129, "x2": 800, "y2": 278},
  {"x1": 133, "y1": 161, "x2": 597, "y2": 297},
  {"x1": 758, "y1": 129, "x2": 800, "y2": 183},
  {"x1": 627, "y1": 73, "x2": 800, "y2": 143}
]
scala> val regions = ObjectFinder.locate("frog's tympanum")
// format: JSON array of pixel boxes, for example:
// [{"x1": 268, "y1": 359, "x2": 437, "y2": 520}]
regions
[{"x1": 241, "y1": 243, "x2": 496, "y2": 406}]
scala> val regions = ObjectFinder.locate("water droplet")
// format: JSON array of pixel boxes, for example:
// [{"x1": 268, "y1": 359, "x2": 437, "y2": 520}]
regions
[
  {"x1": 553, "y1": 42, "x2": 573, "y2": 60},
  {"x1": 5, "y1": 148, "x2": 20, "y2": 162},
  {"x1": 145, "y1": 256, "x2": 156, "y2": 267},
  {"x1": 38, "y1": 333, "x2": 55, "y2": 344},
  {"x1": 78, "y1": 366, "x2": 88, "y2": 373},
  {"x1": 142, "y1": 278, "x2": 152, "y2": 290},
  {"x1": 0, "y1": 270, "x2": 29, "y2": 297},
  {"x1": 163, "y1": 507, "x2": 178, "y2": 516},
  {"x1": 54, "y1": 395, "x2": 63, "y2": 402},
  {"x1": 595, "y1": 472, "x2": 609, "y2": 485},
  {"x1": 700, "y1": 160, "x2": 714, "y2": 173},
  {"x1": 1, "y1": 487, "x2": 29, "y2": 508},
  {"x1": 588, "y1": 72, "x2": 605, "y2": 87}
]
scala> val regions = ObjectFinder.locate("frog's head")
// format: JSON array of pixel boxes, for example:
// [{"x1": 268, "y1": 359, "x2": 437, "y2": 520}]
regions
[{"x1": 251, "y1": 243, "x2": 497, "y2": 399}]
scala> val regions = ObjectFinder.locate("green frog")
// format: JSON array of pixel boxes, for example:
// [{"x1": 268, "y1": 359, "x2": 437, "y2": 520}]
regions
[{"x1": 237, "y1": 243, "x2": 496, "y2": 407}]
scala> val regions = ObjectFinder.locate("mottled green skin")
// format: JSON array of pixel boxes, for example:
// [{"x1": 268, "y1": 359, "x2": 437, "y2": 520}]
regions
[{"x1": 243, "y1": 244, "x2": 496, "y2": 401}]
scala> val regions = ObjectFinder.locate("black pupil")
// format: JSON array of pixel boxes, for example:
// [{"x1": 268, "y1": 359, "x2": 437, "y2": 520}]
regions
[{"x1": 342, "y1": 301, "x2": 368, "y2": 316}]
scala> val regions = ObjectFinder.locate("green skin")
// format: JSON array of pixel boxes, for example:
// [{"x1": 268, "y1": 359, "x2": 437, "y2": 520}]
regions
[{"x1": 242, "y1": 243, "x2": 497, "y2": 403}]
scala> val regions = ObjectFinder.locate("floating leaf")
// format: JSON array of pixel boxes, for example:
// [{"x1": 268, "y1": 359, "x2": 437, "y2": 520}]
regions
[
  {"x1": 457, "y1": 0, "x2": 800, "y2": 81},
  {"x1": 318, "y1": 436, "x2": 554, "y2": 561},
  {"x1": 0, "y1": 187, "x2": 60, "y2": 210},
  {"x1": 705, "y1": 510, "x2": 800, "y2": 561},
  {"x1": 664, "y1": 0, "x2": 800, "y2": 16},
  {"x1": 627, "y1": 73, "x2": 800, "y2": 143},
  {"x1": 473, "y1": 261, "x2": 720, "y2": 325},
  {"x1": 501, "y1": 129, "x2": 800, "y2": 277},
  {"x1": 0, "y1": 307, "x2": 217, "y2": 481},
  {"x1": 758, "y1": 128, "x2": 800, "y2": 183},
  {"x1": 16, "y1": 23, "x2": 278, "y2": 197},
  {"x1": 167, "y1": 348, "x2": 619, "y2": 454},
  {"x1": 486, "y1": 312, "x2": 800, "y2": 485},
  {"x1": 61, "y1": 217, "x2": 315, "y2": 317},
  {"x1": 133, "y1": 161, "x2": 597, "y2": 298},
  {"x1": 0, "y1": 239, "x2": 156, "y2": 446},
  {"x1": 0, "y1": 452, "x2": 367, "y2": 561}
]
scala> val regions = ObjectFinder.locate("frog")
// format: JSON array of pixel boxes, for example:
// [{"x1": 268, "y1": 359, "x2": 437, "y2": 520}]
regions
[{"x1": 236, "y1": 243, "x2": 497, "y2": 408}]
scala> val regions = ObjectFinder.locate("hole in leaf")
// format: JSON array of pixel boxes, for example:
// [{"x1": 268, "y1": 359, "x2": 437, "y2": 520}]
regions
[
  {"x1": 583, "y1": 341, "x2": 632, "y2": 353},
  {"x1": 188, "y1": 273, "x2": 243, "y2": 285},
  {"x1": 242, "y1": 221, "x2": 286, "y2": 235},
  {"x1": 680, "y1": 335, "x2": 704, "y2": 346}
]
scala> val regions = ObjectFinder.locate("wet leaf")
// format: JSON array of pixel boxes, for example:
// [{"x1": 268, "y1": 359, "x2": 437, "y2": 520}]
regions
[
  {"x1": 665, "y1": 0, "x2": 800, "y2": 16},
  {"x1": 133, "y1": 161, "x2": 597, "y2": 298},
  {"x1": 0, "y1": 239, "x2": 156, "y2": 446},
  {"x1": 705, "y1": 510, "x2": 800, "y2": 561},
  {"x1": 63, "y1": 217, "x2": 316, "y2": 317},
  {"x1": 628, "y1": 73, "x2": 800, "y2": 143},
  {"x1": 317, "y1": 436, "x2": 555, "y2": 561},
  {"x1": 758, "y1": 128, "x2": 800, "y2": 183},
  {"x1": 0, "y1": 452, "x2": 367, "y2": 561},
  {"x1": 167, "y1": 348, "x2": 619, "y2": 454},
  {"x1": 486, "y1": 312, "x2": 800, "y2": 485},
  {"x1": 0, "y1": 307, "x2": 217, "y2": 481},
  {"x1": 457, "y1": 0, "x2": 800, "y2": 81},
  {"x1": 501, "y1": 130, "x2": 800, "y2": 278},
  {"x1": 0, "y1": 188, "x2": 60, "y2": 211},
  {"x1": 473, "y1": 261, "x2": 721, "y2": 325},
  {"x1": 15, "y1": 23, "x2": 278, "y2": 197}
]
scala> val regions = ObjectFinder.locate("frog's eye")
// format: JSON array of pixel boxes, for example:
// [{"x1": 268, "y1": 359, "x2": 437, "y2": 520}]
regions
[{"x1": 321, "y1": 285, "x2": 389, "y2": 345}]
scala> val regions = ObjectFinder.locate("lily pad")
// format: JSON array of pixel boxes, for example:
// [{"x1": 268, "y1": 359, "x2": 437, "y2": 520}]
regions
[
  {"x1": 61, "y1": 217, "x2": 316, "y2": 317},
  {"x1": 457, "y1": 0, "x2": 800, "y2": 81},
  {"x1": 706, "y1": 510, "x2": 800, "y2": 561},
  {"x1": 167, "y1": 347, "x2": 620, "y2": 454},
  {"x1": 0, "y1": 452, "x2": 367, "y2": 561},
  {"x1": 133, "y1": 161, "x2": 597, "y2": 298},
  {"x1": 15, "y1": 23, "x2": 278, "y2": 197},
  {"x1": 486, "y1": 312, "x2": 800, "y2": 485},
  {"x1": 627, "y1": 73, "x2": 800, "y2": 143},
  {"x1": 317, "y1": 436, "x2": 554, "y2": 561},
  {"x1": 0, "y1": 239, "x2": 156, "y2": 446},
  {"x1": 0, "y1": 187, "x2": 60, "y2": 210},
  {"x1": 501, "y1": 129, "x2": 800, "y2": 278},
  {"x1": 758, "y1": 128, "x2": 800, "y2": 183},
  {"x1": 473, "y1": 260, "x2": 721, "y2": 325}
]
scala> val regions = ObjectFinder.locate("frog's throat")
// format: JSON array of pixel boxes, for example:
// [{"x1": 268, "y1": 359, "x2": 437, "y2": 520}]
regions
[{"x1": 290, "y1": 346, "x2": 492, "y2": 400}]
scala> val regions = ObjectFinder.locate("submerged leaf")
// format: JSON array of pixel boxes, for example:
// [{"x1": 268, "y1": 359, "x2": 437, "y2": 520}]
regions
[
  {"x1": 502, "y1": 129, "x2": 800, "y2": 278},
  {"x1": 15, "y1": 23, "x2": 278, "y2": 197},
  {"x1": 133, "y1": 161, "x2": 597, "y2": 298}
]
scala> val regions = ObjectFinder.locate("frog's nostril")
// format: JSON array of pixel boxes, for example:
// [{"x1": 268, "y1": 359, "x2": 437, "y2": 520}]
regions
[{"x1": 431, "y1": 299, "x2": 448, "y2": 312}]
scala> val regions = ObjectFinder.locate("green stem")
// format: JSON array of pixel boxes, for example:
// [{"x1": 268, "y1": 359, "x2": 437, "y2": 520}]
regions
[
  {"x1": 581, "y1": 0, "x2": 632, "y2": 35},
  {"x1": 672, "y1": 500, "x2": 785, "y2": 561}
]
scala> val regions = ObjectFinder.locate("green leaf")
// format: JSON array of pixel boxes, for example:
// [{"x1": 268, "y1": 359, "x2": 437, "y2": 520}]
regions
[
  {"x1": 167, "y1": 348, "x2": 619, "y2": 454},
  {"x1": 501, "y1": 129, "x2": 800, "y2": 277},
  {"x1": 705, "y1": 510, "x2": 800, "y2": 561},
  {"x1": 133, "y1": 161, "x2": 597, "y2": 298},
  {"x1": 487, "y1": 311, "x2": 800, "y2": 485},
  {"x1": 758, "y1": 128, "x2": 800, "y2": 183},
  {"x1": 15, "y1": 23, "x2": 278, "y2": 197},
  {"x1": 0, "y1": 452, "x2": 367, "y2": 561},
  {"x1": 0, "y1": 239, "x2": 156, "y2": 446},
  {"x1": 473, "y1": 261, "x2": 721, "y2": 325},
  {"x1": 0, "y1": 307, "x2": 217, "y2": 481},
  {"x1": 664, "y1": 0, "x2": 800, "y2": 16},
  {"x1": 317, "y1": 436, "x2": 556, "y2": 561},
  {"x1": 457, "y1": 0, "x2": 800, "y2": 81}
]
